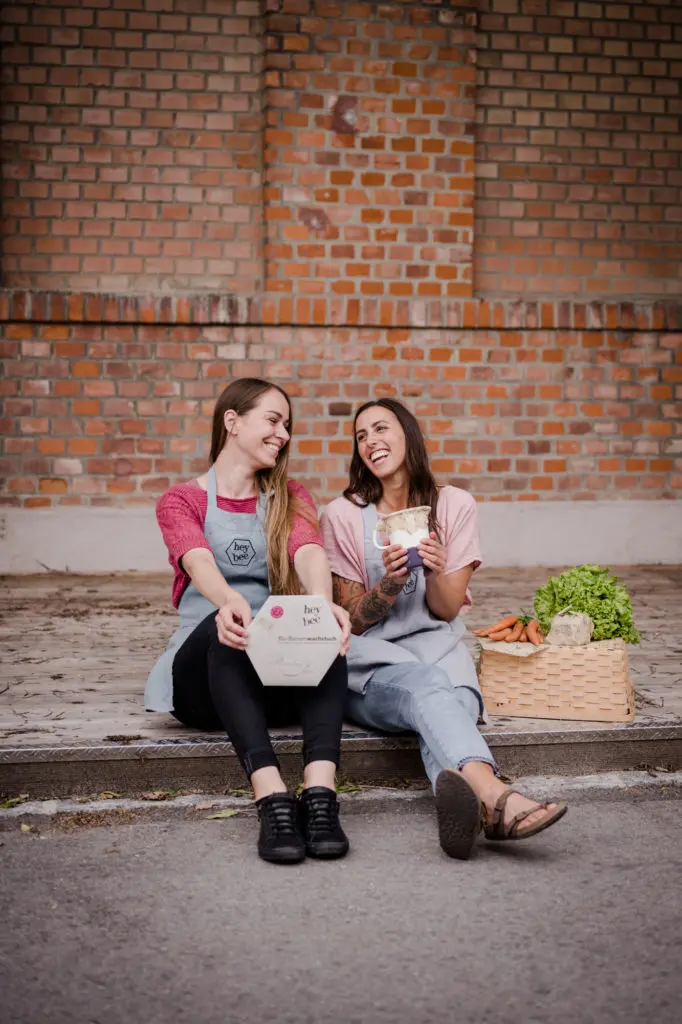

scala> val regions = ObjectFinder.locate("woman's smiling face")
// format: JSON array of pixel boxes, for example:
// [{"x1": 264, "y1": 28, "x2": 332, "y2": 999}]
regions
[
  {"x1": 226, "y1": 387, "x2": 291, "y2": 470},
  {"x1": 354, "y1": 405, "x2": 407, "y2": 480}
]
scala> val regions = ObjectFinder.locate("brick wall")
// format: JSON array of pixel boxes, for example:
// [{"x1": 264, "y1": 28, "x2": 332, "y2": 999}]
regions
[
  {"x1": 263, "y1": 0, "x2": 477, "y2": 320},
  {"x1": 0, "y1": 0, "x2": 263, "y2": 294},
  {"x1": 475, "y1": 0, "x2": 682, "y2": 298},
  {"x1": 2, "y1": 312, "x2": 679, "y2": 506},
  {"x1": 0, "y1": 0, "x2": 680, "y2": 513}
]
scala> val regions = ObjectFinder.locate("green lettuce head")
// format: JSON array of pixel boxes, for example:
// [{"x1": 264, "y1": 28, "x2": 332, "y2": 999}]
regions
[{"x1": 533, "y1": 565, "x2": 640, "y2": 644}]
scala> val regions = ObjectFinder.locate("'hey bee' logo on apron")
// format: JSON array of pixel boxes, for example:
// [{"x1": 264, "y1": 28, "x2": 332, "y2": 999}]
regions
[
  {"x1": 226, "y1": 538, "x2": 256, "y2": 567},
  {"x1": 403, "y1": 572, "x2": 417, "y2": 596}
]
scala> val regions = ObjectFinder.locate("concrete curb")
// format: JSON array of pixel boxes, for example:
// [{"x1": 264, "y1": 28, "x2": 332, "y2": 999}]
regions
[
  {"x1": 1, "y1": 722, "x2": 681, "y2": 798},
  {"x1": 1, "y1": 770, "x2": 680, "y2": 829}
]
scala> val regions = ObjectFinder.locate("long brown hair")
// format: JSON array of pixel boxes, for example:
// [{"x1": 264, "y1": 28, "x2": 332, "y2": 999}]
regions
[
  {"x1": 210, "y1": 378, "x2": 315, "y2": 595},
  {"x1": 343, "y1": 398, "x2": 440, "y2": 533}
]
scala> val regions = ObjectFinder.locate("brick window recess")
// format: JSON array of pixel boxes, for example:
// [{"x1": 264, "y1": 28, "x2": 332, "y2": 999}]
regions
[
  {"x1": 0, "y1": 0, "x2": 263, "y2": 296},
  {"x1": 263, "y1": 0, "x2": 477, "y2": 325},
  {"x1": 475, "y1": 0, "x2": 682, "y2": 300}
]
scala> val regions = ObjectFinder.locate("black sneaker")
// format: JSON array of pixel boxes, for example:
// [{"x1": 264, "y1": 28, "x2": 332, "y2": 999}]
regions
[
  {"x1": 297, "y1": 786, "x2": 350, "y2": 859},
  {"x1": 255, "y1": 792, "x2": 306, "y2": 864}
]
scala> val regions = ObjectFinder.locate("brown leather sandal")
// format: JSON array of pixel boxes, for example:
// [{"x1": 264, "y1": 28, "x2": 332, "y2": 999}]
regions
[
  {"x1": 483, "y1": 789, "x2": 567, "y2": 842},
  {"x1": 435, "y1": 769, "x2": 483, "y2": 860}
]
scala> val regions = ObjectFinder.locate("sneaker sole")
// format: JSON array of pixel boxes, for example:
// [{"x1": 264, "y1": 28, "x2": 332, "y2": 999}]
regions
[
  {"x1": 435, "y1": 769, "x2": 481, "y2": 861},
  {"x1": 306, "y1": 841, "x2": 350, "y2": 860},
  {"x1": 258, "y1": 846, "x2": 306, "y2": 864}
]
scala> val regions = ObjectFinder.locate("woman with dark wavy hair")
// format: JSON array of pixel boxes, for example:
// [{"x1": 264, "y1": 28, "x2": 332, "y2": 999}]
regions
[
  {"x1": 321, "y1": 398, "x2": 566, "y2": 860},
  {"x1": 145, "y1": 378, "x2": 351, "y2": 865}
]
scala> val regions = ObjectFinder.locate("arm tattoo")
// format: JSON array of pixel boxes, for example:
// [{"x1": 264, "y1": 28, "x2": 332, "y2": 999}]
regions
[{"x1": 332, "y1": 573, "x2": 404, "y2": 635}]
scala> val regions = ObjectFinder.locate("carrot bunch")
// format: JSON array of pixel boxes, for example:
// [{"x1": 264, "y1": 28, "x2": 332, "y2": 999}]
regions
[{"x1": 472, "y1": 614, "x2": 544, "y2": 646}]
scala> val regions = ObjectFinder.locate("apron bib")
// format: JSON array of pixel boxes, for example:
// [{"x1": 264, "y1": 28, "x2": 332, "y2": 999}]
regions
[
  {"x1": 144, "y1": 468, "x2": 270, "y2": 712},
  {"x1": 346, "y1": 503, "x2": 481, "y2": 702}
]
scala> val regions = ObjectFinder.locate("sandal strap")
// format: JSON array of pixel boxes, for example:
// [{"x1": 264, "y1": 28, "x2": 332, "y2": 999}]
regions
[
  {"x1": 484, "y1": 792, "x2": 557, "y2": 840},
  {"x1": 485, "y1": 788, "x2": 518, "y2": 839},
  {"x1": 506, "y1": 801, "x2": 551, "y2": 838}
]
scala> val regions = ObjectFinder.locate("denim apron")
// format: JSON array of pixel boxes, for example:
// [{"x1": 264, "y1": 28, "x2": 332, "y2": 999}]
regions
[
  {"x1": 144, "y1": 467, "x2": 270, "y2": 712},
  {"x1": 346, "y1": 504, "x2": 481, "y2": 703}
]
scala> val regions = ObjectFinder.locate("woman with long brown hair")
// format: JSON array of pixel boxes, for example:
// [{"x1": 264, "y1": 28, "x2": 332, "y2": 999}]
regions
[
  {"x1": 145, "y1": 378, "x2": 351, "y2": 864},
  {"x1": 321, "y1": 398, "x2": 566, "y2": 860}
]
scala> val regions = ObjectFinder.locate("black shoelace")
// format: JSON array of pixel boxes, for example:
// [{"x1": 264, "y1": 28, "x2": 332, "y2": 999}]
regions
[
  {"x1": 304, "y1": 793, "x2": 339, "y2": 836},
  {"x1": 261, "y1": 795, "x2": 299, "y2": 837}
]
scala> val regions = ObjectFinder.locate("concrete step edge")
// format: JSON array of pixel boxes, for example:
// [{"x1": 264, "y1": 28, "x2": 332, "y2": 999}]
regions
[
  {"x1": 2, "y1": 770, "x2": 681, "y2": 829},
  {"x1": 1, "y1": 721, "x2": 681, "y2": 764}
]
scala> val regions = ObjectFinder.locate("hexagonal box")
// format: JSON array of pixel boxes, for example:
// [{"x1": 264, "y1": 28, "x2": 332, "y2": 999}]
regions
[{"x1": 246, "y1": 596, "x2": 341, "y2": 687}]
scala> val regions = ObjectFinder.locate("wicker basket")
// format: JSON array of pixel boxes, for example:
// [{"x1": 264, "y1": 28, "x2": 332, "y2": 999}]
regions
[{"x1": 478, "y1": 639, "x2": 635, "y2": 723}]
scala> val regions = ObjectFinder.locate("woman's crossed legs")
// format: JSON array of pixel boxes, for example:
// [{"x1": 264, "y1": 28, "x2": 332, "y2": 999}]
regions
[{"x1": 347, "y1": 660, "x2": 563, "y2": 841}]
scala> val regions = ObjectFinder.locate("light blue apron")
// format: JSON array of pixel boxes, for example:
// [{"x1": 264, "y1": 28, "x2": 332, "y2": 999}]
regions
[
  {"x1": 144, "y1": 467, "x2": 270, "y2": 712},
  {"x1": 346, "y1": 504, "x2": 481, "y2": 703}
]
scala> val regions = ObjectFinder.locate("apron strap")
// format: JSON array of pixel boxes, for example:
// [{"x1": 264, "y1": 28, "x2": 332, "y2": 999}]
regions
[
  {"x1": 256, "y1": 488, "x2": 269, "y2": 526},
  {"x1": 256, "y1": 488, "x2": 271, "y2": 588},
  {"x1": 206, "y1": 465, "x2": 218, "y2": 505},
  {"x1": 205, "y1": 466, "x2": 220, "y2": 526},
  {"x1": 361, "y1": 502, "x2": 378, "y2": 544}
]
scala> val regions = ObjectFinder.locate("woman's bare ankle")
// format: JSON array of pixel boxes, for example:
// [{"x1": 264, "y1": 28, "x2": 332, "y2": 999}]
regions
[
  {"x1": 302, "y1": 759, "x2": 337, "y2": 791},
  {"x1": 251, "y1": 766, "x2": 288, "y2": 802},
  {"x1": 459, "y1": 761, "x2": 502, "y2": 808}
]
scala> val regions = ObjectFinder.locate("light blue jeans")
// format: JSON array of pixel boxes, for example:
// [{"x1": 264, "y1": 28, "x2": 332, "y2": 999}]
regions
[{"x1": 346, "y1": 662, "x2": 497, "y2": 790}]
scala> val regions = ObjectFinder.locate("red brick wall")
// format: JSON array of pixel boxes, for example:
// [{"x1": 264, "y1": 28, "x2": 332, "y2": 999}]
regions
[
  {"x1": 2, "y1": 309, "x2": 680, "y2": 506},
  {"x1": 263, "y1": 0, "x2": 477, "y2": 320},
  {"x1": 0, "y1": 0, "x2": 681, "y2": 512},
  {"x1": 1, "y1": 0, "x2": 263, "y2": 294},
  {"x1": 475, "y1": 0, "x2": 682, "y2": 298}
]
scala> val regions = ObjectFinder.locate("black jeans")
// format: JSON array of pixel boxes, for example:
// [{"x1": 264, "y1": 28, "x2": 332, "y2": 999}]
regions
[{"x1": 171, "y1": 612, "x2": 348, "y2": 777}]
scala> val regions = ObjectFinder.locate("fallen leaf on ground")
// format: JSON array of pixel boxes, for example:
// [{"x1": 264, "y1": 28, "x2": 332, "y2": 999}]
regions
[
  {"x1": 20, "y1": 823, "x2": 34, "y2": 833},
  {"x1": 207, "y1": 809, "x2": 241, "y2": 820},
  {"x1": 98, "y1": 791, "x2": 123, "y2": 800},
  {"x1": 140, "y1": 791, "x2": 175, "y2": 801},
  {"x1": 0, "y1": 794, "x2": 30, "y2": 809}
]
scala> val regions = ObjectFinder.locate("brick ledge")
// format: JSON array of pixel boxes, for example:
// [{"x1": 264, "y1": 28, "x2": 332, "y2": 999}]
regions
[{"x1": 0, "y1": 290, "x2": 680, "y2": 331}]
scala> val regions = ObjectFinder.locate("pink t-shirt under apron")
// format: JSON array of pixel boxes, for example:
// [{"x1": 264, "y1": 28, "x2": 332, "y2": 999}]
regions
[
  {"x1": 320, "y1": 486, "x2": 482, "y2": 609},
  {"x1": 157, "y1": 479, "x2": 324, "y2": 607}
]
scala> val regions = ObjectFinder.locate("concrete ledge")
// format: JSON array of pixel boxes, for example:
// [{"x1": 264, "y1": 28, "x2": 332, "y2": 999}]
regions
[
  {"x1": 1, "y1": 724, "x2": 680, "y2": 798},
  {"x1": 476, "y1": 500, "x2": 682, "y2": 567},
  {"x1": 2, "y1": 500, "x2": 680, "y2": 573},
  {"x1": 2, "y1": 772, "x2": 681, "y2": 829}
]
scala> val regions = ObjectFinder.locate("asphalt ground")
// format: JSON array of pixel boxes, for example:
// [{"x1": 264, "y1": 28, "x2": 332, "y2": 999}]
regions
[{"x1": 1, "y1": 783, "x2": 680, "y2": 1024}]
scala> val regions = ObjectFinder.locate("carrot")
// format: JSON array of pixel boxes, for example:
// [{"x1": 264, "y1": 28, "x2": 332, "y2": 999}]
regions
[
  {"x1": 486, "y1": 615, "x2": 519, "y2": 633},
  {"x1": 526, "y1": 620, "x2": 543, "y2": 646},
  {"x1": 518, "y1": 627, "x2": 528, "y2": 642},
  {"x1": 473, "y1": 615, "x2": 518, "y2": 637},
  {"x1": 506, "y1": 620, "x2": 524, "y2": 643},
  {"x1": 488, "y1": 627, "x2": 513, "y2": 641}
]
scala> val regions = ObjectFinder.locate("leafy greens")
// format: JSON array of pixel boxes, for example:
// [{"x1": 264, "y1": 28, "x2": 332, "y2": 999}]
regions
[{"x1": 533, "y1": 564, "x2": 641, "y2": 644}]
